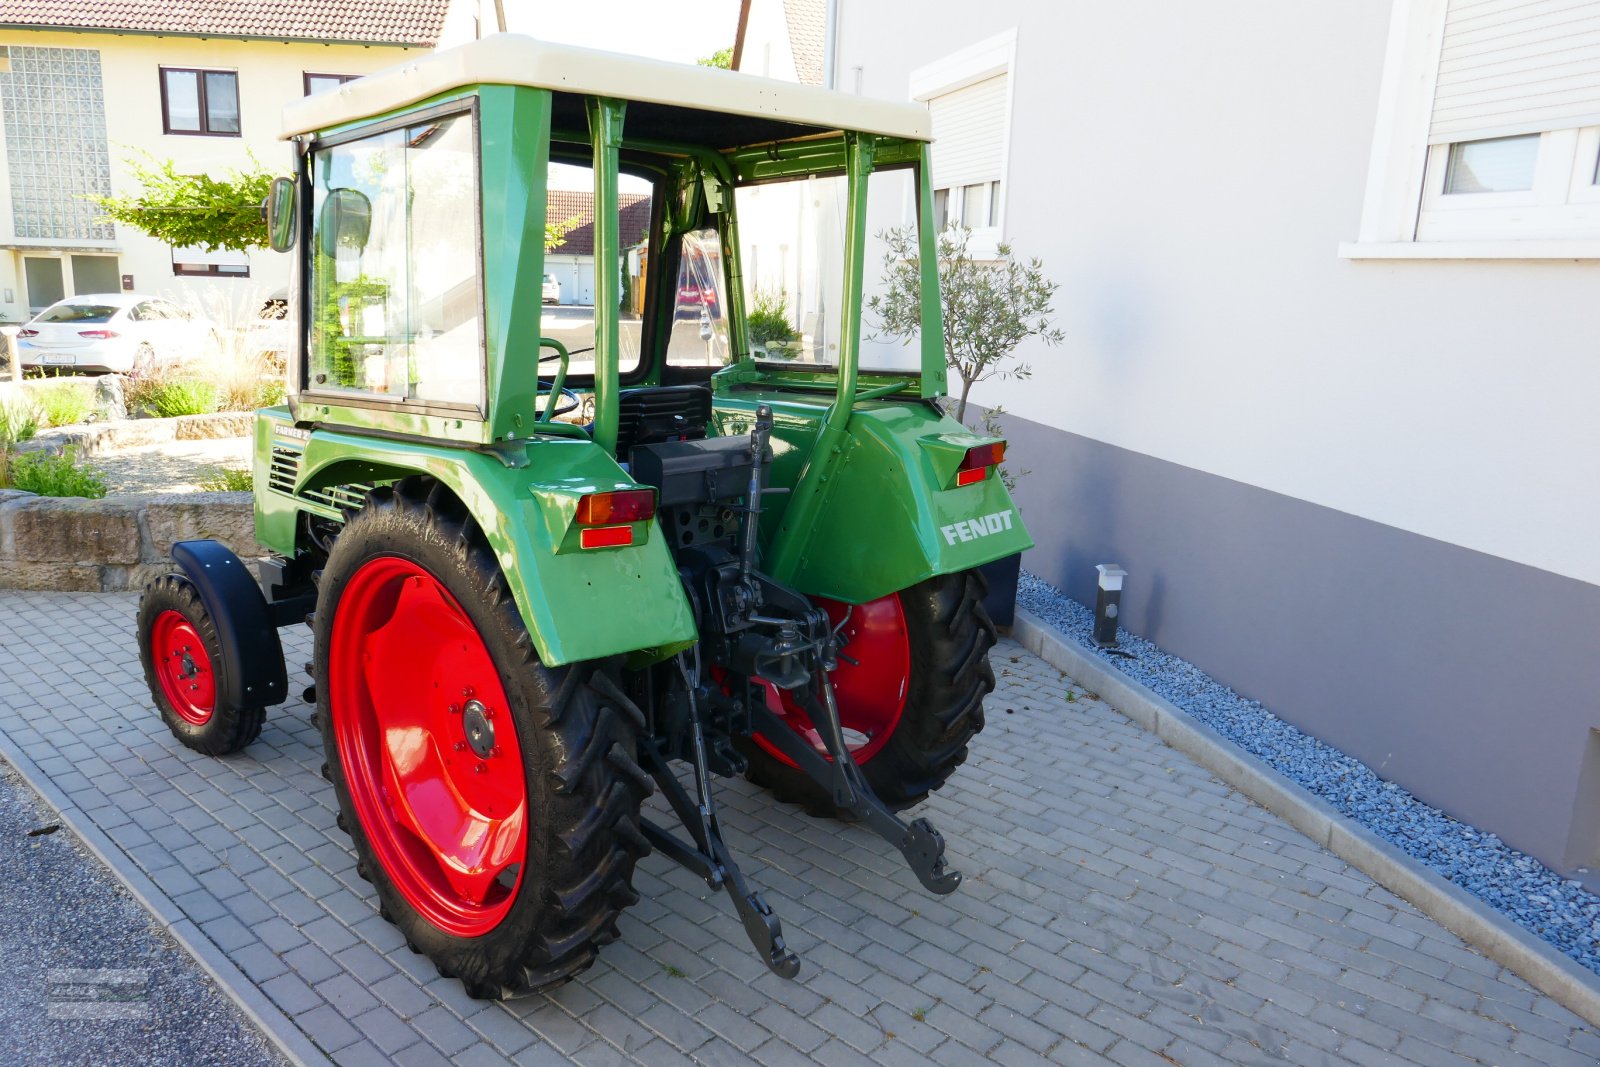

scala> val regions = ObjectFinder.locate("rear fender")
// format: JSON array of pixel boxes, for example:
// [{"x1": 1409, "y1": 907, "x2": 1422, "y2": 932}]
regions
[
  {"x1": 267, "y1": 423, "x2": 697, "y2": 666},
  {"x1": 714, "y1": 396, "x2": 1033, "y2": 603}
]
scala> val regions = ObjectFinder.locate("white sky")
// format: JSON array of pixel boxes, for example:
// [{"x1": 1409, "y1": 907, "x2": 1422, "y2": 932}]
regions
[{"x1": 488, "y1": 0, "x2": 743, "y2": 65}]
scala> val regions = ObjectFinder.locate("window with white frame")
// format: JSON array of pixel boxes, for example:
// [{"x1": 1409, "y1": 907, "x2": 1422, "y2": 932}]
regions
[
  {"x1": 1346, "y1": 0, "x2": 1600, "y2": 258},
  {"x1": 911, "y1": 30, "x2": 1015, "y2": 255},
  {"x1": 171, "y1": 244, "x2": 249, "y2": 277}
]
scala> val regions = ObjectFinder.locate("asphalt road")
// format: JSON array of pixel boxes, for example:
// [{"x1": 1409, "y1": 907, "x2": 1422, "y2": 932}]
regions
[{"x1": 0, "y1": 756, "x2": 286, "y2": 1067}]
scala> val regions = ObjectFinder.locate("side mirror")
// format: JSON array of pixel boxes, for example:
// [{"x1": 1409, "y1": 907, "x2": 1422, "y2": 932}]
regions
[
  {"x1": 317, "y1": 188, "x2": 372, "y2": 258},
  {"x1": 262, "y1": 176, "x2": 297, "y2": 252}
]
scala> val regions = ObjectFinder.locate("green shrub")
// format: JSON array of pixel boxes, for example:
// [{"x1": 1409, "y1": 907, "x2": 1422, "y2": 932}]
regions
[
  {"x1": 197, "y1": 466, "x2": 253, "y2": 492},
  {"x1": 142, "y1": 379, "x2": 218, "y2": 418},
  {"x1": 0, "y1": 399, "x2": 39, "y2": 445},
  {"x1": 256, "y1": 378, "x2": 287, "y2": 408},
  {"x1": 5, "y1": 446, "x2": 107, "y2": 498},
  {"x1": 747, "y1": 288, "x2": 799, "y2": 357},
  {"x1": 31, "y1": 381, "x2": 92, "y2": 428}
]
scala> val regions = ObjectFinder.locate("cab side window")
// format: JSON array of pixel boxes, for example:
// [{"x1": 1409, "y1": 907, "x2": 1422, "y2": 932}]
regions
[{"x1": 308, "y1": 112, "x2": 482, "y2": 409}]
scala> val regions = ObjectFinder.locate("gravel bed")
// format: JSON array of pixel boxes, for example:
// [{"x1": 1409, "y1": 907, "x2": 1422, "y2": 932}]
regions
[
  {"x1": 1017, "y1": 571, "x2": 1600, "y2": 976},
  {"x1": 90, "y1": 437, "x2": 252, "y2": 495},
  {"x1": 0, "y1": 757, "x2": 284, "y2": 1067}
]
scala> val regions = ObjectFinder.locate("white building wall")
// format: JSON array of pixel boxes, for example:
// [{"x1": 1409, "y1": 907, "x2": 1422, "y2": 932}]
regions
[
  {"x1": 833, "y1": 0, "x2": 1600, "y2": 587},
  {"x1": 0, "y1": 29, "x2": 421, "y2": 322}
]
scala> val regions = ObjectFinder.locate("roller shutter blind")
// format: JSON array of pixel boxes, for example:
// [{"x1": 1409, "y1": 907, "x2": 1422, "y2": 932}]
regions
[
  {"x1": 927, "y1": 73, "x2": 1008, "y2": 188},
  {"x1": 1429, "y1": 0, "x2": 1600, "y2": 143}
]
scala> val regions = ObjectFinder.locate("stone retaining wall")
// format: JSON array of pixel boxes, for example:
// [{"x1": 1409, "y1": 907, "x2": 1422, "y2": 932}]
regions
[{"x1": 0, "y1": 489, "x2": 264, "y2": 592}]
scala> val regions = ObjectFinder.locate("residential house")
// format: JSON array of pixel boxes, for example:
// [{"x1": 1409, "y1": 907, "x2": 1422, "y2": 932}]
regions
[
  {"x1": 742, "y1": 0, "x2": 1600, "y2": 887},
  {"x1": 0, "y1": 0, "x2": 450, "y2": 323},
  {"x1": 544, "y1": 189, "x2": 653, "y2": 306}
]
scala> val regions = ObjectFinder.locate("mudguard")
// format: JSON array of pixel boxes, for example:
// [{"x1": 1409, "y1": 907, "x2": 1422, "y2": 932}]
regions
[
  {"x1": 170, "y1": 540, "x2": 289, "y2": 709},
  {"x1": 712, "y1": 390, "x2": 1034, "y2": 604},
  {"x1": 252, "y1": 409, "x2": 700, "y2": 667}
]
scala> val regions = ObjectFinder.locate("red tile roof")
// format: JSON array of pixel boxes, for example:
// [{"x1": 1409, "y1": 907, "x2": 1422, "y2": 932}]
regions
[
  {"x1": 547, "y1": 191, "x2": 653, "y2": 257},
  {"x1": 782, "y1": 0, "x2": 824, "y2": 87},
  {"x1": 0, "y1": 0, "x2": 450, "y2": 47}
]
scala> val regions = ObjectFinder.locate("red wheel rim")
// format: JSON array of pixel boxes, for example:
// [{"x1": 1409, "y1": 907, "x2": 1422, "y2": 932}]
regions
[
  {"x1": 753, "y1": 592, "x2": 910, "y2": 768},
  {"x1": 329, "y1": 557, "x2": 527, "y2": 938},
  {"x1": 150, "y1": 610, "x2": 216, "y2": 725}
]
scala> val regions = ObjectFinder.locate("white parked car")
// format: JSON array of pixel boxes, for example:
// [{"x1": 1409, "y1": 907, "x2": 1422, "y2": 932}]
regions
[
  {"x1": 17, "y1": 293, "x2": 213, "y2": 374},
  {"x1": 542, "y1": 273, "x2": 561, "y2": 305}
]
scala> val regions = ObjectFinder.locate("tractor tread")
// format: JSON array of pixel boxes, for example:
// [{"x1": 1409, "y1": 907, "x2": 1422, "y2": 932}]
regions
[
  {"x1": 314, "y1": 477, "x2": 646, "y2": 1000},
  {"x1": 136, "y1": 573, "x2": 267, "y2": 757},
  {"x1": 741, "y1": 570, "x2": 996, "y2": 816}
]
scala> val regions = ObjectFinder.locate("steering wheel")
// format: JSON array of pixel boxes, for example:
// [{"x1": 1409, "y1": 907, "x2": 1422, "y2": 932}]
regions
[{"x1": 536, "y1": 338, "x2": 583, "y2": 420}]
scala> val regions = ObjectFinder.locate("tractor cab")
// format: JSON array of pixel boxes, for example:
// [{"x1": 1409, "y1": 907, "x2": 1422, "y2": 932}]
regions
[{"x1": 142, "y1": 35, "x2": 1032, "y2": 994}]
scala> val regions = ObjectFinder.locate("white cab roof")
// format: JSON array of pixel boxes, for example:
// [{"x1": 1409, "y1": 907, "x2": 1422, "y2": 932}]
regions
[{"x1": 281, "y1": 34, "x2": 931, "y2": 143}]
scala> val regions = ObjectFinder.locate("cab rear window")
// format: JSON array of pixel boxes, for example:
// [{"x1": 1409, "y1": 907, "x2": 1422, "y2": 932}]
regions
[{"x1": 38, "y1": 304, "x2": 118, "y2": 324}]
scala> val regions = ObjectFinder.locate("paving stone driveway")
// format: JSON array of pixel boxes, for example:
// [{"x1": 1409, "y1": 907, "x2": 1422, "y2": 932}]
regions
[{"x1": 0, "y1": 590, "x2": 1595, "y2": 1067}]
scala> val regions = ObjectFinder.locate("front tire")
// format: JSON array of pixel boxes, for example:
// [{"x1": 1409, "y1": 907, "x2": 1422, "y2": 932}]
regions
[
  {"x1": 739, "y1": 570, "x2": 996, "y2": 815},
  {"x1": 314, "y1": 478, "x2": 651, "y2": 997},
  {"x1": 137, "y1": 574, "x2": 265, "y2": 755}
]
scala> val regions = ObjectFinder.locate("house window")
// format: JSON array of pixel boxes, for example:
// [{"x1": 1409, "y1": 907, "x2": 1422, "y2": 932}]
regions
[
  {"x1": 304, "y1": 72, "x2": 359, "y2": 96},
  {"x1": 910, "y1": 29, "x2": 1016, "y2": 255},
  {"x1": 172, "y1": 244, "x2": 249, "y2": 277},
  {"x1": 932, "y1": 179, "x2": 1002, "y2": 229},
  {"x1": 1345, "y1": 0, "x2": 1600, "y2": 258},
  {"x1": 161, "y1": 67, "x2": 240, "y2": 136}
]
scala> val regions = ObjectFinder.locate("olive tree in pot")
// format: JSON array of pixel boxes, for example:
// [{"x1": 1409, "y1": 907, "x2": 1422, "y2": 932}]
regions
[{"x1": 867, "y1": 225, "x2": 1064, "y2": 625}]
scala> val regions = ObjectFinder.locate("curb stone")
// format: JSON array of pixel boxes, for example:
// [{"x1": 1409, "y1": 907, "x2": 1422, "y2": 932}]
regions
[
  {"x1": 0, "y1": 729, "x2": 329, "y2": 1067},
  {"x1": 1012, "y1": 606, "x2": 1600, "y2": 1031}
]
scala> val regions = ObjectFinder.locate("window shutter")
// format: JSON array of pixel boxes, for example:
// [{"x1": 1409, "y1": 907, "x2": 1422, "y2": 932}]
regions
[
  {"x1": 1429, "y1": 0, "x2": 1600, "y2": 143},
  {"x1": 172, "y1": 244, "x2": 249, "y2": 270},
  {"x1": 927, "y1": 73, "x2": 1008, "y2": 188}
]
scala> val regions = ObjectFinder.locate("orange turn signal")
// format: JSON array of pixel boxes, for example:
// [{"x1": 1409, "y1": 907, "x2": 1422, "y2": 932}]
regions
[{"x1": 575, "y1": 489, "x2": 655, "y2": 526}]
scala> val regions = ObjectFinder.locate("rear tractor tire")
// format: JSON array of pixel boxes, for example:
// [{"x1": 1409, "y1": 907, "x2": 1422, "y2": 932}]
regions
[
  {"x1": 313, "y1": 478, "x2": 651, "y2": 998},
  {"x1": 137, "y1": 574, "x2": 265, "y2": 756},
  {"x1": 739, "y1": 569, "x2": 996, "y2": 816}
]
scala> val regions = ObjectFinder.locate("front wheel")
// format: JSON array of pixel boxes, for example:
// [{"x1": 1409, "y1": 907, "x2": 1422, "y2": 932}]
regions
[
  {"x1": 314, "y1": 479, "x2": 651, "y2": 998},
  {"x1": 738, "y1": 570, "x2": 996, "y2": 815},
  {"x1": 136, "y1": 574, "x2": 265, "y2": 755}
]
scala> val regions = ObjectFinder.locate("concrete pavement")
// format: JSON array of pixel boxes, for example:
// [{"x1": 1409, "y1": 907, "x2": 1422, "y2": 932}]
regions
[{"x1": 0, "y1": 590, "x2": 1594, "y2": 1065}]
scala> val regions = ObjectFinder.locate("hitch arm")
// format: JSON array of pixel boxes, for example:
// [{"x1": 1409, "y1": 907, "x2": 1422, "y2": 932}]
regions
[
  {"x1": 635, "y1": 737, "x2": 800, "y2": 980},
  {"x1": 750, "y1": 687, "x2": 962, "y2": 896}
]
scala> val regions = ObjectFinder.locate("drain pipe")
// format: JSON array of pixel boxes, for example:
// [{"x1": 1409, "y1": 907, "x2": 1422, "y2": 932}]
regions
[{"x1": 823, "y1": 0, "x2": 841, "y2": 89}]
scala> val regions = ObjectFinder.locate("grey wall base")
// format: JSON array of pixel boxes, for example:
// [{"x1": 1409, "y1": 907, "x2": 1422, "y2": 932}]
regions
[
  {"x1": 999, "y1": 412, "x2": 1600, "y2": 887},
  {"x1": 1012, "y1": 608, "x2": 1600, "y2": 1030}
]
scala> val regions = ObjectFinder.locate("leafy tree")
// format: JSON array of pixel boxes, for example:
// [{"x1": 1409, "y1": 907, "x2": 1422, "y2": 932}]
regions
[
  {"x1": 697, "y1": 46, "x2": 733, "y2": 69},
  {"x1": 94, "y1": 154, "x2": 278, "y2": 252},
  {"x1": 546, "y1": 215, "x2": 580, "y2": 252},
  {"x1": 867, "y1": 225, "x2": 1063, "y2": 424}
]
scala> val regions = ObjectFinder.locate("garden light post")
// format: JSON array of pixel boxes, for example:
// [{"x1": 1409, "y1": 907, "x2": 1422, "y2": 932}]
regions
[{"x1": 1093, "y1": 564, "x2": 1127, "y2": 649}]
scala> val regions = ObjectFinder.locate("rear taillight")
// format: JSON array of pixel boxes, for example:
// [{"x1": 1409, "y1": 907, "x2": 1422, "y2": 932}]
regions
[
  {"x1": 580, "y1": 526, "x2": 635, "y2": 550},
  {"x1": 574, "y1": 489, "x2": 654, "y2": 549},
  {"x1": 575, "y1": 489, "x2": 655, "y2": 525},
  {"x1": 956, "y1": 442, "x2": 1006, "y2": 486},
  {"x1": 77, "y1": 329, "x2": 118, "y2": 339},
  {"x1": 18, "y1": 328, "x2": 37, "y2": 338}
]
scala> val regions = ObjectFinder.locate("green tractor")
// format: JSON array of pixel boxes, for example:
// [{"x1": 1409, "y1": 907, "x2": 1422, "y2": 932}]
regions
[{"x1": 135, "y1": 35, "x2": 1031, "y2": 997}]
